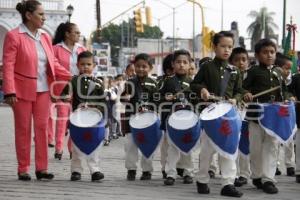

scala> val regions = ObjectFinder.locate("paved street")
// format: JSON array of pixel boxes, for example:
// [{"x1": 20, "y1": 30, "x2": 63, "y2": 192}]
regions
[{"x1": 0, "y1": 105, "x2": 299, "y2": 200}]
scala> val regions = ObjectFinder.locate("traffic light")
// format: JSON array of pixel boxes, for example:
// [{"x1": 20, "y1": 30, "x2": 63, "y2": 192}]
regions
[
  {"x1": 145, "y1": 6, "x2": 152, "y2": 26},
  {"x1": 202, "y1": 27, "x2": 215, "y2": 49},
  {"x1": 133, "y1": 8, "x2": 144, "y2": 33}
]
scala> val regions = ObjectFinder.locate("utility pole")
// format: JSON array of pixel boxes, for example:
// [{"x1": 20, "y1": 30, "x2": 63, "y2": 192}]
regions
[
  {"x1": 282, "y1": 0, "x2": 287, "y2": 47},
  {"x1": 192, "y1": 2, "x2": 195, "y2": 59},
  {"x1": 96, "y1": 0, "x2": 101, "y2": 29},
  {"x1": 221, "y1": 0, "x2": 224, "y2": 30}
]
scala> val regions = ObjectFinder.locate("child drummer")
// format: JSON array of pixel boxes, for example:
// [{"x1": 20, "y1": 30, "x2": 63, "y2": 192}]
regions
[
  {"x1": 191, "y1": 31, "x2": 249, "y2": 197},
  {"x1": 61, "y1": 51, "x2": 106, "y2": 182},
  {"x1": 159, "y1": 49, "x2": 196, "y2": 186},
  {"x1": 121, "y1": 53, "x2": 158, "y2": 181},
  {"x1": 243, "y1": 39, "x2": 293, "y2": 194}
]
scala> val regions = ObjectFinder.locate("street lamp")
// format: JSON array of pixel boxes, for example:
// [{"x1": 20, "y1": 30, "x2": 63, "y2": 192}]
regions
[{"x1": 66, "y1": 4, "x2": 74, "y2": 22}]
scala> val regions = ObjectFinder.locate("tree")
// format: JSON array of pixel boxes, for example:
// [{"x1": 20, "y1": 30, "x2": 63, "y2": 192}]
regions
[
  {"x1": 247, "y1": 7, "x2": 278, "y2": 50},
  {"x1": 91, "y1": 20, "x2": 163, "y2": 66}
]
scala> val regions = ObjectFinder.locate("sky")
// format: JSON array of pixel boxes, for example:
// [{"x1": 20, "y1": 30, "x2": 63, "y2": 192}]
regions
[{"x1": 64, "y1": 0, "x2": 300, "y2": 50}]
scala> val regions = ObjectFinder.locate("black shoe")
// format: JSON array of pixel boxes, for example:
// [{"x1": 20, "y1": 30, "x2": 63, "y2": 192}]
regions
[
  {"x1": 127, "y1": 170, "x2": 136, "y2": 181},
  {"x1": 35, "y1": 171, "x2": 54, "y2": 180},
  {"x1": 18, "y1": 173, "x2": 31, "y2": 181},
  {"x1": 164, "y1": 177, "x2": 175, "y2": 185},
  {"x1": 176, "y1": 168, "x2": 184, "y2": 177},
  {"x1": 70, "y1": 172, "x2": 81, "y2": 181},
  {"x1": 287, "y1": 167, "x2": 295, "y2": 176},
  {"x1": 103, "y1": 140, "x2": 110, "y2": 146},
  {"x1": 252, "y1": 178, "x2": 263, "y2": 189},
  {"x1": 221, "y1": 184, "x2": 243, "y2": 197},
  {"x1": 48, "y1": 143, "x2": 54, "y2": 148},
  {"x1": 140, "y1": 171, "x2": 152, "y2": 180},
  {"x1": 208, "y1": 170, "x2": 215, "y2": 178},
  {"x1": 296, "y1": 175, "x2": 300, "y2": 183},
  {"x1": 275, "y1": 168, "x2": 282, "y2": 175},
  {"x1": 183, "y1": 175, "x2": 193, "y2": 184},
  {"x1": 196, "y1": 182, "x2": 210, "y2": 194},
  {"x1": 91, "y1": 171, "x2": 104, "y2": 182},
  {"x1": 234, "y1": 176, "x2": 248, "y2": 187},
  {"x1": 162, "y1": 170, "x2": 167, "y2": 179},
  {"x1": 262, "y1": 181, "x2": 278, "y2": 194},
  {"x1": 54, "y1": 152, "x2": 62, "y2": 160}
]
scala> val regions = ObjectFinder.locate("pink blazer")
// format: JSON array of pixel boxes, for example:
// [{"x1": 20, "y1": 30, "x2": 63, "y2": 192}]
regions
[
  {"x1": 52, "y1": 44, "x2": 86, "y2": 96},
  {"x1": 2, "y1": 27, "x2": 71, "y2": 101}
]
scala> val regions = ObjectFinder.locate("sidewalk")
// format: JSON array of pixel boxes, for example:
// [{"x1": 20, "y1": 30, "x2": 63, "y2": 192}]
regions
[{"x1": 0, "y1": 106, "x2": 299, "y2": 200}]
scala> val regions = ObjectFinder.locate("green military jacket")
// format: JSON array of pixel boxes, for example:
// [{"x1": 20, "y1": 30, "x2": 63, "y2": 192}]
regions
[
  {"x1": 121, "y1": 76, "x2": 158, "y2": 114},
  {"x1": 243, "y1": 65, "x2": 289, "y2": 102},
  {"x1": 190, "y1": 57, "x2": 245, "y2": 102},
  {"x1": 61, "y1": 75, "x2": 105, "y2": 112}
]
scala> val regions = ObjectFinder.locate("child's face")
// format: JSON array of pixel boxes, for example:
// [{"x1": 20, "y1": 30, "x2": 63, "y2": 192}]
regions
[
  {"x1": 126, "y1": 64, "x2": 135, "y2": 78},
  {"x1": 77, "y1": 57, "x2": 95, "y2": 75},
  {"x1": 255, "y1": 46, "x2": 276, "y2": 66},
  {"x1": 188, "y1": 62, "x2": 197, "y2": 76},
  {"x1": 214, "y1": 37, "x2": 234, "y2": 61},
  {"x1": 173, "y1": 55, "x2": 190, "y2": 75},
  {"x1": 134, "y1": 59, "x2": 152, "y2": 78},
  {"x1": 282, "y1": 59, "x2": 292, "y2": 78},
  {"x1": 231, "y1": 53, "x2": 249, "y2": 71}
]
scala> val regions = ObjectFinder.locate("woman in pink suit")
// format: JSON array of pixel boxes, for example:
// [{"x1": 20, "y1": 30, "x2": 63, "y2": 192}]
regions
[
  {"x1": 2, "y1": 0, "x2": 70, "y2": 181},
  {"x1": 49, "y1": 22, "x2": 86, "y2": 160}
]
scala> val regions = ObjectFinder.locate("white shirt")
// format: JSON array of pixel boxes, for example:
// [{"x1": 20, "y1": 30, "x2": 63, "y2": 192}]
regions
[{"x1": 19, "y1": 24, "x2": 49, "y2": 92}]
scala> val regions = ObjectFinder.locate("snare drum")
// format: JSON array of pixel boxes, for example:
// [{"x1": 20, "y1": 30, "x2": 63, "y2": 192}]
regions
[
  {"x1": 259, "y1": 102, "x2": 297, "y2": 143},
  {"x1": 167, "y1": 110, "x2": 201, "y2": 154},
  {"x1": 69, "y1": 107, "x2": 105, "y2": 155},
  {"x1": 200, "y1": 102, "x2": 242, "y2": 159},
  {"x1": 129, "y1": 111, "x2": 162, "y2": 158}
]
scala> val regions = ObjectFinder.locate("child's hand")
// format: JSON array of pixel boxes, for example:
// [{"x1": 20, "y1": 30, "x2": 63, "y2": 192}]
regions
[
  {"x1": 228, "y1": 98, "x2": 237, "y2": 105},
  {"x1": 243, "y1": 92, "x2": 253, "y2": 102},
  {"x1": 200, "y1": 88, "x2": 210, "y2": 101}
]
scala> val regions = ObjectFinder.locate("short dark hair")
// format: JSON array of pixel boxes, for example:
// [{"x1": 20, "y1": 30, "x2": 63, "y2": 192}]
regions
[
  {"x1": 172, "y1": 49, "x2": 191, "y2": 62},
  {"x1": 77, "y1": 51, "x2": 94, "y2": 62},
  {"x1": 229, "y1": 47, "x2": 249, "y2": 62},
  {"x1": 16, "y1": 0, "x2": 42, "y2": 23},
  {"x1": 212, "y1": 31, "x2": 234, "y2": 46},
  {"x1": 275, "y1": 52, "x2": 291, "y2": 67},
  {"x1": 162, "y1": 54, "x2": 173, "y2": 74},
  {"x1": 134, "y1": 53, "x2": 153, "y2": 67},
  {"x1": 254, "y1": 38, "x2": 277, "y2": 54}
]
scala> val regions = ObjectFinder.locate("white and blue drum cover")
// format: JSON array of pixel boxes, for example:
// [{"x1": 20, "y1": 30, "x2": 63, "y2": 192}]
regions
[
  {"x1": 259, "y1": 102, "x2": 297, "y2": 144},
  {"x1": 69, "y1": 107, "x2": 105, "y2": 156},
  {"x1": 200, "y1": 102, "x2": 242, "y2": 160},
  {"x1": 129, "y1": 111, "x2": 162, "y2": 159},
  {"x1": 167, "y1": 110, "x2": 201, "y2": 154}
]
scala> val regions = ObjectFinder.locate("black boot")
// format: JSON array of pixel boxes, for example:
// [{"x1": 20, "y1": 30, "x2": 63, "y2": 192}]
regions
[
  {"x1": 183, "y1": 175, "x2": 193, "y2": 184},
  {"x1": 70, "y1": 172, "x2": 81, "y2": 181},
  {"x1": 221, "y1": 184, "x2": 243, "y2": 197},
  {"x1": 262, "y1": 181, "x2": 278, "y2": 194},
  {"x1": 176, "y1": 168, "x2": 184, "y2": 177},
  {"x1": 234, "y1": 176, "x2": 248, "y2": 187},
  {"x1": 127, "y1": 170, "x2": 136, "y2": 181},
  {"x1": 275, "y1": 168, "x2": 282, "y2": 175},
  {"x1": 35, "y1": 171, "x2": 54, "y2": 180},
  {"x1": 252, "y1": 178, "x2": 263, "y2": 189},
  {"x1": 18, "y1": 173, "x2": 31, "y2": 181},
  {"x1": 164, "y1": 177, "x2": 175, "y2": 185},
  {"x1": 162, "y1": 170, "x2": 167, "y2": 179},
  {"x1": 91, "y1": 171, "x2": 104, "y2": 182},
  {"x1": 286, "y1": 167, "x2": 295, "y2": 176},
  {"x1": 54, "y1": 152, "x2": 62, "y2": 160},
  {"x1": 196, "y1": 182, "x2": 210, "y2": 194},
  {"x1": 296, "y1": 175, "x2": 300, "y2": 183},
  {"x1": 208, "y1": 170, "x2": 215, "y2": 178},
  {"x1": 140, "y1": 171, "x2": 152, "y2": 180}
]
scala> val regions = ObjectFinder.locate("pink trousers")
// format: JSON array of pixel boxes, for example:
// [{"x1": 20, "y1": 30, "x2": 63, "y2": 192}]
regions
[
  {"x1": 48, "y1": 101, "x2": 71, "y2": 153},
  {"x1": 13, "y1": 92, "x2": 50, "y2": 173}
]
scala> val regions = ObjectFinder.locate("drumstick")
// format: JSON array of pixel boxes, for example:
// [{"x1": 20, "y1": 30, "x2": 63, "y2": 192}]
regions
[{"x1": 252, "y1": 86, "x2": 280, "y2": 98}]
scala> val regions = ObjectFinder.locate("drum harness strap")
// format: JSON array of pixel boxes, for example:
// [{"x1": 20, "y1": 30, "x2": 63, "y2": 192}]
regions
[{"x1": 220, "y1": 65, "x2": 233, "y2": 97}]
